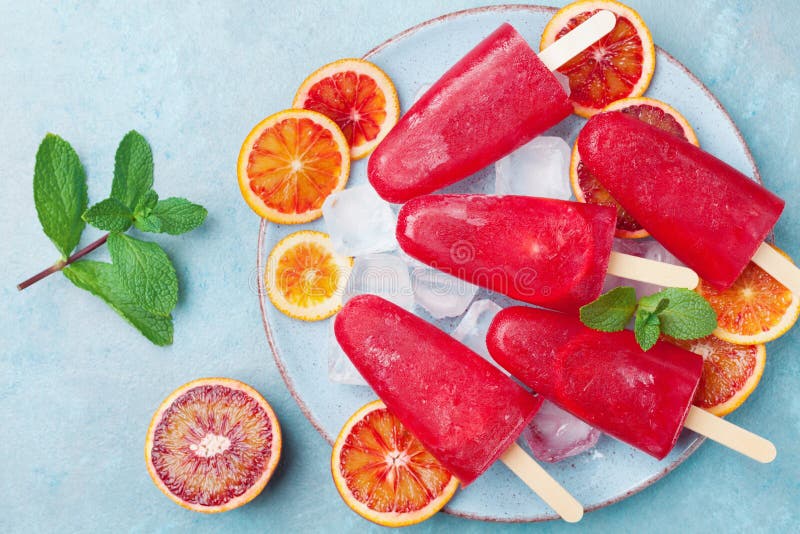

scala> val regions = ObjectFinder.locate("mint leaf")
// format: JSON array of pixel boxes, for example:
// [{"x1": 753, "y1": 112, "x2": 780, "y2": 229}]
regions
[
  {"x1": 655, "y1": 288, "x2": 717, "y2": 339},
  {"x1": 134, "y1": 189, "x2": 159, "y2": 218},
  {"x1": 634, "y1": 309, "x2": 661, "y2": 351},
  {"x1": 33, "y1": 134, "x2": 88, "y2": 259},
  {"x1": 136, "y1": 197, "x2": 208, "y2": 235},
  {"x1": 111, "y1": 131, "x2": 153, "y2": 209},
  {"x1": 579, "y1": 286, "x2": 637, "y2": 332},
  {"x1": 107, "y1": 233, "x2": 178, "y2": 317},
  {"x1": 63, "y1": 260, "x2": 173, "y2": 345},
  {"x1": 83, "y1": 198, "x2": 133, "y2": 232},
  {"x1": 133, "y1": 214, "x2": 162, "y2": 233}
]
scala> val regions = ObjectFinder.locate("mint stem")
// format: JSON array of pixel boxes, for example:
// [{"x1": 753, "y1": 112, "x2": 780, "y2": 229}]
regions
[{"x1": 17, "y1": 234, "x2": 109, "y2": 291}]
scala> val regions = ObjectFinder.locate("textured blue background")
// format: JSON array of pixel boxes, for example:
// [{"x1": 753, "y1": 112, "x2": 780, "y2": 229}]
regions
[{"x1": 1, "y1": 1, "x2": 797, "y2": 532}]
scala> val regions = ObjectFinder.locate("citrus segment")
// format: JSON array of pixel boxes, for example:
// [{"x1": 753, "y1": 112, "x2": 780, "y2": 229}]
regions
[
  {"x1": 696, "y1": 256, "x2": 799, "y2": 344},
  {"x1": 541, "y1": 0, "x2": 656, "y2": 117},
  {"x1": 331, "y1": 400, "x2": 458, "y2": 527},
  {"x1": 668, "y1": 337, "x2": 766, "y2": 416},
  {"x1": 145, "y1": 378, "x2": 282, "y2": 513},
  {"x1": 238, "y1": 109, "x2": 350, "y2": 223},
  {"x1": 570, "y1": 97, "x2": 698, "y2": 238},
  {"x1": 294, "y1": 59, "x2": 400, "y2": 160},
  {"x1": 266, "y1": 230, "x2": 352, "y2": 321}
]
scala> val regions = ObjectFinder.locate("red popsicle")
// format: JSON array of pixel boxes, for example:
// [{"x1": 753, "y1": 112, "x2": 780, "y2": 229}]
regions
[
  {"x1": 335, "y1": 294, "x2": 541, "y2": 485},
  {"x1": 577, "y1": 111, "x2": 785, "y2": 289},
  {"x1": 368, "y1": 23, "x2": 573, "y2": 203},
  {"x1": 397, "y1": 194, "x2": 617, "y2": 313},
  {"x1": 487, "y1": 306, "x2": 703, "y2": 459}
]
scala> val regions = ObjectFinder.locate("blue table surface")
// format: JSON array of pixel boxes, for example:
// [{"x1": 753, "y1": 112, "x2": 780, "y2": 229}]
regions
[{"x1": 1, "y1": 1, "x2": 798, "y2": 532}]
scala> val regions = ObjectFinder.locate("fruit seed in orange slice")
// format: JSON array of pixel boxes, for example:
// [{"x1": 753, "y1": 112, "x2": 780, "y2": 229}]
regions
[
  {"x1": 331, "y1": 400, "x2": 459, "y2": 527},
  {"x1": 668, "y1": 337, "x2": 766, "y2": 417},
  {"x1": 238, "y1": 109, "x2": 350, "y2": 223},
  {"x1": 294, "y1": 59, "x2": 400, "y2": 160},
  {"x1": 696, "y1": 254, "x2": 799, "y2": 345},
  {"x1": 570, "y1": 97, "x2": 699, "y2": 238},
  {"x1": 266, "y1": 230, "x2": 352, "y2": 321},
  {"x1": 145, "y1": 378, "x2": 282, "y2": 513},
  {"x1": 541, "y1": 0, "x2": 656, "y2": 118}
]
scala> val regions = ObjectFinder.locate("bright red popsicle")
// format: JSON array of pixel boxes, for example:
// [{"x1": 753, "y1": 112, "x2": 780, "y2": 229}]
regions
[
  {"x1": 396, "y1": 194, "x2": 617, "y2": 313},
  {"x1": 335, "y1": 294, "x2": 542, "y2": 486},
  {"x1": 368, "y1": 23, "x2": 572, "y2": 203},
  {"x1": 487, "y1": 306, "x2": 703, "y2": 459},
  {"x1": 577, "y1": 111, "x2": 785, "y2": 289}
]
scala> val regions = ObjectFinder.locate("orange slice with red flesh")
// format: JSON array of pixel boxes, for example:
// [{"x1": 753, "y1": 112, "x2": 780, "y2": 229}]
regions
[{"x1": 331, "y1": 400, "x2": 459, "y2": 527}]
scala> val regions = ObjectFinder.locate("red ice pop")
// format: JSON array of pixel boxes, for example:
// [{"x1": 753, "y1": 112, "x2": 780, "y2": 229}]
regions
[
  {"x1": 367, "y1": 24, "x2": 573, "y2": 203},
  {"x1": 335, "y1": 294, "x2": 541, "y2": 485},
  {"x1": 577, "y1": 111, "x2": 786, "y2": 289},
  {"x1": 487, "y1": 306, "x2": 776, "y2": 463}
]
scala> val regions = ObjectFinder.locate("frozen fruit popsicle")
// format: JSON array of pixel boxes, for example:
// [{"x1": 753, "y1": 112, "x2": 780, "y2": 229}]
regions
[
  {"x1": 368, "y1": 12, "x2": 617, "y2": 203},
  {"x1": 397, "y1": 194, "x2": 697, "y2": 314},
  {"x1": 487, "y1": 306, "x2": 776, "y2": 462},
  {"x1": 335, "y1": 295, "x2": 584, "y2": 521},
  {"x1": 577, "y1": 111, "x2": 788, "y2": 290}
]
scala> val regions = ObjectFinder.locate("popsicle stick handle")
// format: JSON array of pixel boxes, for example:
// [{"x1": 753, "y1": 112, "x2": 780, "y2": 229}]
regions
[
  {"x1": 538, "y1": 10, "x2": 616, "y2": 71},
  {"x1": 607, "y1": 251, "x2": 700, "y2": 289},
  {"x1": 500, "y1": 442, "x2": 584, "y2": 523},
  {"x1": 752, "y1": 242, "x2": 800, "y2": 295},
  {"x1": 683, "y1": 406, "x2": 776, "y2": 463}
]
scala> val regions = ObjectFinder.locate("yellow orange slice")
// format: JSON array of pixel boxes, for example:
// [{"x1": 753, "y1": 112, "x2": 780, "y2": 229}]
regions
[
  {"x1": 266, "y1": 230, "x2": 352, "y2": 321},
  {"x1": 294, "y1": 59, "x2": 400, "y2": 160},
  {"x1": 145, "y1": 378, "x2": 282, "y2": 513},
  {"x1": 669, "y1": 337, "x2": 766, "y2": 416},
  {"x1": 238, "y1": 109, "x2": 350, "y2": 223},
  {"x1": 570, "y1": 97, "x2": 698, "y2": 238},
  {"x1": 331, "y1": 400, "x2": 459, "y2": 527},
  {"x1": 541, "y1": 0, "x2": 656, "y2": 117},
  {"x1": 696, "y1": 256, "x2": 799, "y2": 345}
]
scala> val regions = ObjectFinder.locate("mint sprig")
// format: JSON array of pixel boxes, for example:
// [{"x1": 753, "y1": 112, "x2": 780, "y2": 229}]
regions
[
  {"x1": 18, "y1": 131, "x2": 207, "y2": 346},
  {"x1": 580, "y1": 286, "x2": 717, "y2": 351}
]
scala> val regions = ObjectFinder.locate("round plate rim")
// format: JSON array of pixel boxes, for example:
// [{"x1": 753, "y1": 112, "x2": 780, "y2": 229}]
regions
[{"x1": 256, "y1": 4, "x2": 761, "y2": 523}]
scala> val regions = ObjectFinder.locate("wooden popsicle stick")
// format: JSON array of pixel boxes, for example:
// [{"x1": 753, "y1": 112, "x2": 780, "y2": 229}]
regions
[
  {"x1": 683, "y1": 406, "x2": 776, "y2": 463},
  {"x1": 538, "y1": 10, "x2": 617, "y2": 71},
  {"x1": 607, "y1": 251, "x2": 700, "y2": 289},
  {"x1": 751, "y1": 242, "x2": 800, "y2": 295},
  {"x1": 500, "y1": 442, "x2": 584, "y2": 523}
]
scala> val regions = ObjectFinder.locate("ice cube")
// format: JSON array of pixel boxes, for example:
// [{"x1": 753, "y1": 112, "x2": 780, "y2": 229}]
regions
[
  {"x1": 522, "y1": 401, "x2": 601, "y2": 463},
  {"x1": 411, "y1": 264, "x2": 478, "y2": 319},
  {"x1": 494, "y1": 136, "x2": 572, "y2": 199},
  {"x1": 451, "y1": 299, "x2": 503, "y2": 360},
  {"x1": 344, "y1": 253, "x2": 414, "y2": 310},
  {"x1": 604, "y1": 238, "x2": 684, "y2": 298},
  {"x1": 413, "y1": 83, "x2": 432, "y2": 103},
  {"x1": 552, "y1": 71, "x2": 572, "y2": 96},
  {"x1": 322, "y1": 185, "x2": 398, "y2": 256},
  {"x1": 327, "y1": 321, "x2": 368, "y2": 386}
]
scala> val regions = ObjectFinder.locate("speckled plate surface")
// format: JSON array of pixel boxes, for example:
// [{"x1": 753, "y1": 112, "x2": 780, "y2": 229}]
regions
[{"x1": 256, "y1": 5, "x2": 760, "y2": 522}]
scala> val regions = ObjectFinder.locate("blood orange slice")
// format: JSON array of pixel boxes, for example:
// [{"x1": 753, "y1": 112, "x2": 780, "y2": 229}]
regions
[
  {"x1": 541, "y1": 0, "x2": 656, "y2": 118},
  {"x1": 238, "y1": 109, "x2": 350, "y2": 223},
  {"x1": 668, "y1": 337, "x2": 766, "y2": 417},
  {"x1": 570, "y1": 97, "x2": 699, "y2": 238},
  {"x1": 331, "y1": 400, "x2": 459, "y2": 527},
  {"x1": 696, "y1": 256, "x2": 799, "y2": 345},
  {"x1": 266, "y1": 230, "x2": 352, "y2": 321},
  {"x1": 145, "y1": 378, "x2": 282, "y2": 513},
  {"x1": 294, "y1": 59, "x2": 400, "y2": 160}
]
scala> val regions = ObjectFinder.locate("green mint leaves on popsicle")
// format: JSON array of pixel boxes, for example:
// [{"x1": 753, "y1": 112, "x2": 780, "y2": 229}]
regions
[
  {"x1": 580, "y1": 286, "x2": 717, "y2": 351},
  {"x1": 18, "y1": 131, "x2": 207, "y2": 346}
]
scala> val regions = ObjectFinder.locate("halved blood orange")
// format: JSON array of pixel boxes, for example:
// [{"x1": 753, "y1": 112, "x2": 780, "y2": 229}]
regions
[
  {"x1": 145, "y1": 378, "x2": 282, "y2": 513},
  {"x1": 266, "y1": 230, "x2": 352, "y2": 321},
  {"x1": 541, "y1": 0, "x2": 656, "y2": 118},
  {"x1": 668, "y1": 337, "x2": 766, "y2": 416},
  {"x1": 331, "y1": 400, "x2": 459, "y2": 527},
  {"x1": 696, "y1": 256, "x2": 799, "y2": 345},
  {"x1": 293, "y1": 59, "x2": 400, "y2": 160},
  {"x1": 570, "y1": 97, "x2": 699, "y2": 238},
  {"x1": 238, "y1": 109, "x2": 350, "y2": 223}
]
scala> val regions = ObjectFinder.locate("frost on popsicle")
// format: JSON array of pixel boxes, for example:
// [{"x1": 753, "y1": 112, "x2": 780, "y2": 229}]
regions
[
  {"x1": 522, "y1": 401, "x2": 601, "y2": 463},
  {"x1": 494, "y1": 136, "x2": 572, "y2": 199},
  {"x1": 322, "y1": 185, "x2": 398, "y2": 257}
]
